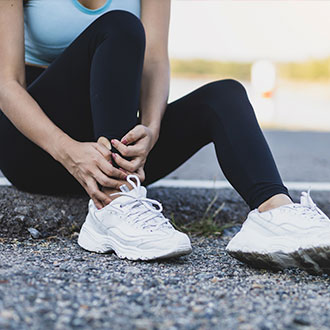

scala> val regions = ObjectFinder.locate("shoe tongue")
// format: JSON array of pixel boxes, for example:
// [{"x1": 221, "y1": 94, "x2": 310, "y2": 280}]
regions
[
  {"x1": 139, "y1": 186, "x2": 147, "y2": 198},
  {"x1": 110, "y1": 186, "x2": 147, "y2": 205},
  {"x1": 119, "y1": 184, "x2": 130, "y2": 193},
  {"x1": 110, "y1": 186, "x2": 172, "y2": 230}
]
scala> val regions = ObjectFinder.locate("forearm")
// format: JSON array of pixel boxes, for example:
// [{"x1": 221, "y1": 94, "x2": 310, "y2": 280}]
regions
[
  {"x1": 0, "y1": 80, "x2": 72, "y2": 161},
  {"x1": 139, "y1": 59, "x2": 170, "y2": 142}
]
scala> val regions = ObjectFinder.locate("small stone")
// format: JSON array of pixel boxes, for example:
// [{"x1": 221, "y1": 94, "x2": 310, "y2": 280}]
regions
[
  {"x1": 27, "y1": 227, "x2": 41, "y2": 239},
  {"x1": 192, "y1": 306, "x2": 204, "y2": 313},
  {"x1": 211, "y1": 277, "x2": 218, "y2": 283},
  {"x1": 80, "y1": 305, "x2": 89, "y2": 310},
  {"x1": 124, "y1": 266, "x2": 141, "y2": 275},
  {"x1": 0, "y1": 309, "x2": 16, "y2": 320},
  {"x1": 72, "y1": 318, "x2": 85, "y2": 327},
  {"x1": 293, "y1": 316, "x2": 311, "y2": 326},
  {"x1": 196, "y1": 273, "x2": 213, "y2": 281},
  {"x1": 222, "y1": 225, "x2": 242, "y2": 237},
  {"x1": 135, "y1": 318, "x2": 153, "y2": 329},
  {"x1": 14, "y1": 206, "x2": 30, "y2": 216},
  {"x1": 16, "y1": 215, "x2": 26, "y2": 222}
]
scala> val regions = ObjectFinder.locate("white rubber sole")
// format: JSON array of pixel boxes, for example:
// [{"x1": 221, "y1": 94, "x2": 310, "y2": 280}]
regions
[
  {"x1": 226, "y1": 233, "x2": 330, "y2": 275},
  {"x1": 78, "y1": 222, "x2": 192, "y2": 261}
]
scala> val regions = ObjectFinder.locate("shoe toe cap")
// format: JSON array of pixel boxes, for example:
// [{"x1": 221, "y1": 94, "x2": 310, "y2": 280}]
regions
[{"x1": 174, "y1": 231, "x2": 192, "y2": 248}]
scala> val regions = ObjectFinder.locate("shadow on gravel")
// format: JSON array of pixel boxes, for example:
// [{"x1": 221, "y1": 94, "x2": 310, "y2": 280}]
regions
[
  {"x1": 1, "y1": 185, "x2": 330, "y2": 240},
  {"x1": 0, "y1": 186, "x2": 250, "y2": 240}
]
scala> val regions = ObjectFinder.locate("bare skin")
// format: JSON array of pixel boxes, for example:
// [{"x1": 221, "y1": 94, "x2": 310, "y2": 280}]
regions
[
  {"x1": 258, "y1": 194, "x2": 293, "y2": 213},
  {"x1": 0, "y1": 0, "x2": 293, "y2": 212}
]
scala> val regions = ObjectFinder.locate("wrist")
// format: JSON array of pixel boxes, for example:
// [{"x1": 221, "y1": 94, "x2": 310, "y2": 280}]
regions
[
  {"x1": 49, "y1": 133, "x2": 76, "y2": 163},
  {"x1": 147, "y1": 123, "x2": 160, "y2": 146}
]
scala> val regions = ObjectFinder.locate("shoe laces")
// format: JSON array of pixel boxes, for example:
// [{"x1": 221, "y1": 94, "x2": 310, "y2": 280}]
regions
[
  {"x1": 290, "y1": 188, "x2": 330, "y2": 223},
  {"x1": 110, "y1": 175, "x2": 171, "y2": 231}
]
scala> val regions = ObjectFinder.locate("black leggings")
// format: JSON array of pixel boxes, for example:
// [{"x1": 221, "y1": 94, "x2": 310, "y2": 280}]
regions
[{"x1": 0, "y1": 10, "x2": 289, "y2": 210}]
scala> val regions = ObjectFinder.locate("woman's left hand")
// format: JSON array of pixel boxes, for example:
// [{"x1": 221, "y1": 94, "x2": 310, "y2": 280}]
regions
[{"x1": 110, "y1": 124, "x2": 159, "y2": 176}]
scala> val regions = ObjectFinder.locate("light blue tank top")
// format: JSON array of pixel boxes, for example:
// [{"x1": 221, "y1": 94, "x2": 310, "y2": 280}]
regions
[{"x1": 24, "y1": 0, "x2": 141, "y2": 66}]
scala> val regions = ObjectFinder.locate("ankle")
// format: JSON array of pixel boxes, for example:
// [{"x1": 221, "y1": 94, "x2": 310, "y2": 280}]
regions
[
  {"x1": 258, "y1": 194, "x2": 293, "y2": 213},
  {"x1": 102, "y1": 187, "x2": 121, "y2": 203},
  {"x1": 102, "y1": 183, "x2": 134, "y2": 203}
]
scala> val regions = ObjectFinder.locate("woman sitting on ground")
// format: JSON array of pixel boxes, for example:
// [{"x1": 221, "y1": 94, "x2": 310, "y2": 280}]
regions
[{"x1": 0, "y1": 0, "x2": 329, "y2": 274}]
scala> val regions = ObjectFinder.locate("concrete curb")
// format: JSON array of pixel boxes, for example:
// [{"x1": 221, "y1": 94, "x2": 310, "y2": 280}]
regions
[{"x1": 1, "y1": 186, "x2": 330, "y2": 239}]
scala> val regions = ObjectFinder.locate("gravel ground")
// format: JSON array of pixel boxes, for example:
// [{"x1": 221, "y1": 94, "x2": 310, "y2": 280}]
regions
[
  {"x1": 1, "y1": 187, "x2": 330, "y2": 329},
  {"x1": 0, "y1": 186, "x2": 250, "y2": 239},
  {"x1": 1, "y1": 186, "x2": 330, "y2": 240},
  {"x1": 0, "y1": 235, "x2": 330, "y2": 330}
]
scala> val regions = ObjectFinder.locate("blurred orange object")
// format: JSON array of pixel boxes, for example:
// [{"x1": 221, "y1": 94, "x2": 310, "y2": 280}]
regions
[{"x1": 262, "y1": 90, "x2": 274, "y2": 99}]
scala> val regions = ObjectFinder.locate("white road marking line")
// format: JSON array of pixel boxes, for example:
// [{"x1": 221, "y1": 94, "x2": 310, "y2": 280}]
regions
[
  {"x1": 1, "y1": 177, "x2": 330, "y2": 191},
  {"x1": 150, "y1": 179, "x2": 330, "y2": 191}
]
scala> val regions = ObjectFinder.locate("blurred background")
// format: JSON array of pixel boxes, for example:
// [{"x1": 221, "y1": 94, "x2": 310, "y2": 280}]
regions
[
  {"x1": 168, "y1": 0, "x2": 330, "y2": 131},
  {"x1": 160, "y1": 0, "x2": 330, "y2": 184}
]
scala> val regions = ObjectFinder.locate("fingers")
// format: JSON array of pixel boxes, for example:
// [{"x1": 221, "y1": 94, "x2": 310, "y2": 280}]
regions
[
  {"x1": 111, "y1": 139, "x2": 146, "y2": 158},
  {"x1": 94, "y1": 142, "x2": 111, "y2": 161},
  {"x1": 136, "y1": 167, "x2": 146, "y2": 183},
  {"x1": 115, "y1": 168, "x2": 145, "y2": 190},
  {"x1": 93, "y1": 169, "x2": 127, "y2": 190},
  {"x1": 97, "y1": 156, "x2": 127, "y2": 180},
  {"x1": 93, "y1": 142, "x2": 127, "y2": 179},
  {"x1": 86, "y1": 178, "x2": 111, "y2": 209},
  {"x1": 120, "y1": 125, "x2": 146, "y2": 145},
  {"x1": 112, "y1": 152, "x2": 142, "y2": 173},
  {"x1": 97, "y1": 136, "x2": 111, "y2": 149}
]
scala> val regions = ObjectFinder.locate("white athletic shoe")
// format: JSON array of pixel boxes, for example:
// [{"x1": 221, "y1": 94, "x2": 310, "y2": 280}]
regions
[
  {"x1": 78, "y1": 175, "x2": 192, "y2": 260},
  {"x1": 226, "y1": 190, "x2": 330, "y2": 275}
]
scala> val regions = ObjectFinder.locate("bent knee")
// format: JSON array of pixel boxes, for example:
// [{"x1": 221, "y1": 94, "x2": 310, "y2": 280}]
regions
[
  {"x1": 90, "y1": 10, "x2": 145, "y2": 46},
  {"x1": 198, "y1": 79, "x2": 247, "y2": 106},
  {"x1": 195, "y1": 79, "x2": 253, "y2": 121},
  {"x1": 203, "y1": 79, "x2": 246, "y2": 96}
]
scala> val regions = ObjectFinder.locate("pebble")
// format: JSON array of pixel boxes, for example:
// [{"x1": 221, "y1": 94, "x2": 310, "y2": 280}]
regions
[
  {"x1": 14, "y1": 206, "x2": 30, "y2": 216},
  {"x1": 293, "y1": 315, "x2": 311, "y2": 326},
  {"x1": 27, "y1": 227, "x2": 42, "y2": 239}
]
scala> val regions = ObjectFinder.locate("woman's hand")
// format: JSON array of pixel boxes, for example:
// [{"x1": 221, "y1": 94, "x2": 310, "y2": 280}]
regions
[
  {"x1": 110, "y1": 124, "x2": 159, "y2": 179},
  {"x1": 57, "y1": 139, "x2": 127, "y2": 209}
]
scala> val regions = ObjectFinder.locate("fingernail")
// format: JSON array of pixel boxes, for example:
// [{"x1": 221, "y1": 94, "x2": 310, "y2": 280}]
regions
[
  {"x1": 122, "y1": 139, "x2": 127, "y2": 145},
  {"x1": 111, "y1": 139, "x2": 116, "y2": 145},
  {"x1": 112, "y1": 153, "x2": 117, "y2": 158}
]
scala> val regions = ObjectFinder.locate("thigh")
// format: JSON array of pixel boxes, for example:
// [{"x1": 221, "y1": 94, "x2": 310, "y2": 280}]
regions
[{"x1": 144, "y1": 83, "x2": 214, "y2": 185}]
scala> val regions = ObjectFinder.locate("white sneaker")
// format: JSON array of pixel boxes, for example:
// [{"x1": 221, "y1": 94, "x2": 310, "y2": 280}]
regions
[
  {"x1": 226, "y1": 189, "x2": 330, "y2": 275},
  {"x1": 78, "y1": 175, "x2": 192, "y2": 260}
]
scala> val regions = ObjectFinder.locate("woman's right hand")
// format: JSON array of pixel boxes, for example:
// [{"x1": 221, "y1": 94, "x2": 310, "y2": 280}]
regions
[{"x1": 56, "y1": 138, "x2": 127, "y2": 209}]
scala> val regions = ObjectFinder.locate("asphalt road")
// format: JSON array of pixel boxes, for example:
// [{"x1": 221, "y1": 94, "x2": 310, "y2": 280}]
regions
[
  {"x1": 166, "y1": 130, "x2": 330, "y2": 182},
  {"x1": 1, "y1": 130, "x2": 330, "y2": 183}
]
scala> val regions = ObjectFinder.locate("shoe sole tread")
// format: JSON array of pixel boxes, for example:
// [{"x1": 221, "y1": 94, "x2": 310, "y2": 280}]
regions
[{"x1": 227, "y1": 245, "x2": 330, "y2": 275}]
